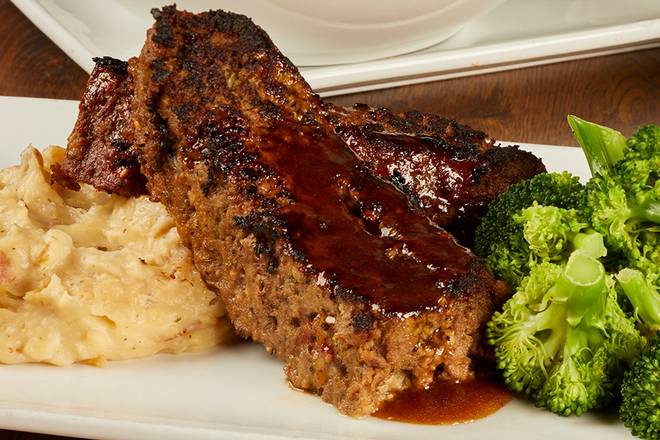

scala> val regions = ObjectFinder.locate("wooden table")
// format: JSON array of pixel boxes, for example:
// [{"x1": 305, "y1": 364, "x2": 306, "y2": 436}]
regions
[{"x1": 0, "y1": 0, "x2": 659, "y2": 439}]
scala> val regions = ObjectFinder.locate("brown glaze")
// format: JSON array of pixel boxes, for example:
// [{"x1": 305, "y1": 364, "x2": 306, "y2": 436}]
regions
[
  {"x1": 252, "y1": 124, "x2": 478, "y2": 314},
  {"x1": 375, "y1": 378, "x2": 512, "y2": 424},
  {"x1": 343, "y1": 131, "x2": 481, "y2": 215},
  {"x1": 330, "y1": 114, "x2": 546, "y2": 244}
]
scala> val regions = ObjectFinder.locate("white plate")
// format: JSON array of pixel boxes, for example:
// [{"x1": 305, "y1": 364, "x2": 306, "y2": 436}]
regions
[
  {"x1": 10, "y1": 0, "x2": 660, "y2": 96},
  {"x1": 0, "y1": 96, "x2": 624, "y2": 440}
]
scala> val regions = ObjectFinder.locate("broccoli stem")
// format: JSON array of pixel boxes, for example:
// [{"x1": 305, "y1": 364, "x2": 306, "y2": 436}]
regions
[
  {"x1": 572, "y1": 231, "x2": 607, "y2": 259},
  {"x1": 532, "y1": 301, "x2": 568, "y2": 361},
  {"x1": 629, "y1": 198, "x2": 660, "y2": 224},
  {"x1": 617, "y1": 268, "x2": 660, "y2": 332},
  {"x1": 564, "y1": 326, "x2": 591, "y2": 362},
  {"x1": 561, "y1": 251, "x2": 607, "y2": 327},
  {"x1": 568, "y1": 115, "x2": 627, "y2": 175},
  {"x1": 538, "y1": 251, "x2": 606, "y2": 331}
]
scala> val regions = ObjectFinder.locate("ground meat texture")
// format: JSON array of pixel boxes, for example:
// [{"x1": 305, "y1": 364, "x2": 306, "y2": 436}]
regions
[{"x1": 127, "y1": 6, "x2": 509, "y2": 416}]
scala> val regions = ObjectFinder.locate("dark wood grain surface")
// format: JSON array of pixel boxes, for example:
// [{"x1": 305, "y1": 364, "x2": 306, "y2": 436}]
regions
[{"x1": 0, "y1": 0, "x2": 659, "y2": 439}]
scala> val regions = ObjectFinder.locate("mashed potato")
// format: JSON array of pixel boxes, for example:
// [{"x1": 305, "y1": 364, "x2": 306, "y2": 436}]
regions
[{"x1": 0, "y1": 146, "x2": 233, "y2": 365}]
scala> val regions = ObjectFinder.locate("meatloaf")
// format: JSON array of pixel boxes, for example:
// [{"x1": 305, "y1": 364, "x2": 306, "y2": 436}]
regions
[{"x1": 119, "y1": 6, "x2": 512, "y2": 416}]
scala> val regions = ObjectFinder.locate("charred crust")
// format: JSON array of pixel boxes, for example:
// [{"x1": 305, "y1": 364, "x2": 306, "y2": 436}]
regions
[
  {"x1": 484, "y1": 145, "x2": 543, "y2": 168},
  {"x1": 152, "y1": 6, "x2": 278, "y2": 58},
  {"x1": 202, "y1": 129, "x2": 248, "y2": 175},
  {"x1": 388, "y1": 169, "x2": 421, "y2": 209},
  {"x1": 470, "y1": 166, "x2": 486, "y2": 184},
  {"x1": 330, "y1": 285, "x2": 368, "y2": 305},
  {"x1": 151, "y1": 6, "x2": 176, "y2": 47},
  {"x1": 301, "y1": 111, "x2": 316, "y2": 126},
  {"x1": 445, "y1": 260, "x2": 489, "y2": 299},
  {"x1": 339, "y1": 103, "x2": 491, "y2": 155},
  {"x1": 282, "y1": 240, "x2": 308, "y2": 263},
  {"x1": 238, "y1": 165, "x2": 263, "y2": 181},
  {"x1": 154, "y1": 111, "x2": 175, "y2": 158},
  {"x1": 92, "y1": 56, "x2": 128, "y2": 74},
  {"x1": 150, "y1": 59, "x2": 171, "y2": 83},
  {"x1": 110, "y1": 137, "x2": 132, "y2": 152},
  {"x1": 174, "y1": 102, "x2": 194, "y2": 120},
  {"x1": 258, "y1": 101, "x2": 284, "y2": 121},
  {"x1": 234, "y1": 213, "x2": 281, "y2": 273},
  {"x1": 198, "y1": 118, "x2": 253, "y2": 195},
  {"x1": 351, "y1": 312, "x2": 373, "y2": 332}
]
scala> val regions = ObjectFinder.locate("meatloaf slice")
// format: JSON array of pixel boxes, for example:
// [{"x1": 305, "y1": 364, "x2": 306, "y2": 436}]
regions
[
  {"x1": 129, "y1": 6, "x2": 507, "y2": 416},
  {"x1": 326, "y1": 104, "x2": 546, "y2": 243},
  {"x1": 54, "y1": 56, "x2": 146, "y2": 197}
]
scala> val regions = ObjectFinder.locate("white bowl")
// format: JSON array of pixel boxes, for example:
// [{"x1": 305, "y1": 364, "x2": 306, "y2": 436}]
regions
[
  {"x1": 23, "y1": 0, "x2": 507, "y2": 67},
  {"x1": 267, "y1": 0, "x2": 508, "y2": 65}
]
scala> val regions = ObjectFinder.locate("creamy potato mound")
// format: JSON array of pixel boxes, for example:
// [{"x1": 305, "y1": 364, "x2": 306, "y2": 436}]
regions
[{"x1": 0, "y1": 146, "x2": 232, "y2": 365}]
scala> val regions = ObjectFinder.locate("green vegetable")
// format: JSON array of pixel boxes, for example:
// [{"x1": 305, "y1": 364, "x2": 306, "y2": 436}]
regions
[
  {"x1": 617, "y1": 268, "x2": 660, "y2": 334},
  {"x1": 568, "y1": 115, "x2": 627, "y2": 176},
  {"x1": 620, "y1": 336, "x2": 660, "y2": 439},
  {"x1": 627, "y1": 124, "x2": 660, "y2": 156},
  {"x1": 571, "y1": 118, "x2": 660, "y2": 295},
  {"x1": 582, "y1": 121, "x2": 660, "y2": 273},
  {"x1": 474, "y1": 172, "x2": 587, "y2": 288},
  {"x1": 478, "y1": 116, "x2": 658, "y2": 421},
  {"x1": 488, "y1": 250, "x2": 643, "y2": 416},
  {"x1": 587, "y1": 158, "x2": 660, "y2": 278}
]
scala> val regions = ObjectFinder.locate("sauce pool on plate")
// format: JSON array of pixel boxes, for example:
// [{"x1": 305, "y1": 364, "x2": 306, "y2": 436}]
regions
[{"x1": 375, "y1": 378, "x2": 512, "y2": 425}]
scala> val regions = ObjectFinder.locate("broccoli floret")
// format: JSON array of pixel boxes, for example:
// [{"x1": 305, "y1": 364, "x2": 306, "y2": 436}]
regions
[
  {"x1": 627, "y1": 124, "x2": 660, "y2": 156},
  {"x1": 617, "y1": 268, "x2": 660, "y2": 334},
  {"x1": 518, "y1": 204, "x2": 606, "y2": 261},
  {"x1": 488, "y1": 250, "x2": 643, "y2": 416},
  {"x1": 474, "y1": 172, "x2": 587, "y2": 287},
  {"x1": 588, "y1": 154, "x2": 660, "y2": 279},
  {"x1": 620, "y1": 336, "x2": 660, "y2": 440},
  {"x1": 571, "y1": 118, "x2": 660, "y2": 289}
]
